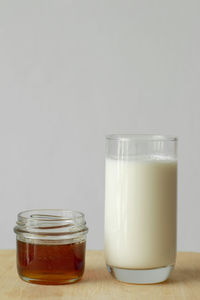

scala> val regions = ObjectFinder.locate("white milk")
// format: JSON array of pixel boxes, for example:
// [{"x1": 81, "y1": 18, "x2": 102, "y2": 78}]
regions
[{"x1": 104, "y1": 157, "x2": 177, "y2": 269}]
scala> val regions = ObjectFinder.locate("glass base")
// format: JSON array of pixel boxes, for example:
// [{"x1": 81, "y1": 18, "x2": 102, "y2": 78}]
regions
[
  {"x1": 19, "y1": 275, "x2": 81, "y2": 285},
  {"x1": 107, "y1": 264, "x2": 174, "y2": 284}
]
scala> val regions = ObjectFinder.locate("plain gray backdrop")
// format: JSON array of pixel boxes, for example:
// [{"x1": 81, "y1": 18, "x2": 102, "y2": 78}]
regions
[{"x1": 0, "y1": 0, "x2": 199, "y2": 250}]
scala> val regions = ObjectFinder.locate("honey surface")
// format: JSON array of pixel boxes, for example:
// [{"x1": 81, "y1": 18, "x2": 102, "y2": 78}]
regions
[{"x1": 17, "y1": 240, "x2": 86, "y2": 285}]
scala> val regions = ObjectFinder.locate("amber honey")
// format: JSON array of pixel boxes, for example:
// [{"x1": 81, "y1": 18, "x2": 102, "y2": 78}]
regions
[
  {"x1": 14, "y1": 209, "x2": 88, "y2": 285},
  {"x1": 17, "y1": 240, "x2": 86, "y2": 285}
]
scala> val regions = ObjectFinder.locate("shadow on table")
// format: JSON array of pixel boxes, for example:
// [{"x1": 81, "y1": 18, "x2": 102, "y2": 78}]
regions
[
  {"x1": 166, "y1": 267, "x2": 200, "y2": 284},
  {"x1": 83, "y1": 266, "x2": 112, "y2": 283}
]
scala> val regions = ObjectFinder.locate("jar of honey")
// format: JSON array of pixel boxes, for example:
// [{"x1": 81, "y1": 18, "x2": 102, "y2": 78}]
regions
[{"x1": 14, "y1": 209, "x2": 88, "y2": 285}]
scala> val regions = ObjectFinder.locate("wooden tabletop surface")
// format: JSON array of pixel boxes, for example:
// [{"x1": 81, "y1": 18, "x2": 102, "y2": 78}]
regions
[{"x1": 0, "y1": 250, "x2": 199, "y2": 300}]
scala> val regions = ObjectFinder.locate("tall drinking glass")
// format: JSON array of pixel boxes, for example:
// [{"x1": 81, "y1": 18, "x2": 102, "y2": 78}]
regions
[{"x1": 104, "y1": 135, "x2": 177, "y2": 284}]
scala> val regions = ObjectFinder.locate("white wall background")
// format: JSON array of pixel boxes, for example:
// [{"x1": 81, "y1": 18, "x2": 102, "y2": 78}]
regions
[{"x1": 0, "y1": 0, "x2": 200, "y2": 250}]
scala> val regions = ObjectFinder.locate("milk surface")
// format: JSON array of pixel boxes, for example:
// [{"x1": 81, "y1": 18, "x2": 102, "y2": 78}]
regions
[{"x1": 105, "y1": 157, "x2": 177, "y2": 269}]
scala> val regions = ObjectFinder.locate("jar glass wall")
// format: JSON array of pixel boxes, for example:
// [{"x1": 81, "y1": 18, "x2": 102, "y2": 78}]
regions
[{"x1": 14, "y1": 209, "x2": 88, "y2": 285}]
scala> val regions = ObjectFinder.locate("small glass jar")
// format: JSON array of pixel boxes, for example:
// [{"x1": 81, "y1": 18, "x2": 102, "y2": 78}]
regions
[{"x1": 14, "y1": 209, "x2": 88, "y2": 285}]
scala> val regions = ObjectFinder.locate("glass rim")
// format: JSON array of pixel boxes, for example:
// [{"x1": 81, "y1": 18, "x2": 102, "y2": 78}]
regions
[
  {"x1": 106, "y1": 134, "x2": 178, "y2": 142},
  {"x1": 14, "y1": 209, "x2": 88, "y2": 238}
]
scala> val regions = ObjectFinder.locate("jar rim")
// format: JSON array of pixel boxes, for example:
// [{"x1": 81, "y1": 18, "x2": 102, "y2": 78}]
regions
[
  {"x1": 17, "y1": 209, "x2": 85, "y2": 222},
  {"x1": 14, "y1": 209, "x2": 88, "y2": 240},
  {"x1": 106, "y1": 134, "x2": 178, "y2": 142}
]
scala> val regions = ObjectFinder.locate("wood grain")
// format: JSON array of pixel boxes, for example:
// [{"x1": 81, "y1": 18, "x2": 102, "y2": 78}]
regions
[{"x1": 0, "y1": 250, "x2": 199, "y2": 300}]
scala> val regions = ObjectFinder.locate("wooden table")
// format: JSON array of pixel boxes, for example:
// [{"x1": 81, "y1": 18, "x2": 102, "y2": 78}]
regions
[{"x1": 0, "y1": 250, "x2": 199, "y2": 300}]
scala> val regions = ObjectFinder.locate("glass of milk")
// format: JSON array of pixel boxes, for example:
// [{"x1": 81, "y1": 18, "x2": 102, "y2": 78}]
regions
[{"x1": 104, "y1": 134, "x2": 177, "y2": 284}]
